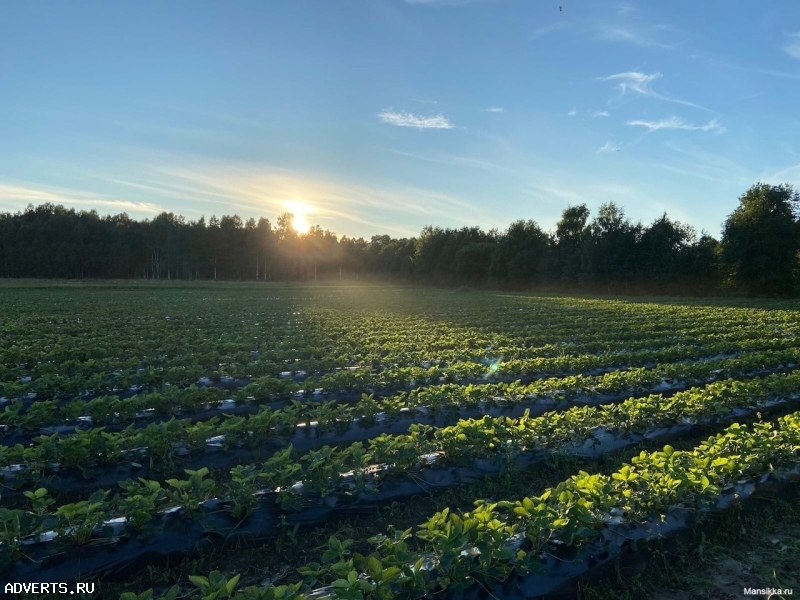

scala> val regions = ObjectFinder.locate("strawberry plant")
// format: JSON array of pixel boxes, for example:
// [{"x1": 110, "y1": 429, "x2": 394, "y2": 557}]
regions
[
  {"x1": 188, "y1": 571, "x2": 241, "y2": 600},
  {"x1": 118, "y1": 478, "x2": 167, "y2": 531},
  {"x1": 226, "y1": 464, "x2": 259, "y2": 519},
  {"x1": 166, "y1": 468, "x2": 216, "y2": 515},
  {"x1": 53, "y1": 490, "x2": 111, "y2": 545}
]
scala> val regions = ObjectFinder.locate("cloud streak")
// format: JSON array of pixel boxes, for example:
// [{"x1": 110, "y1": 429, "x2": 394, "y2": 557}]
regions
[
  {"x1": 484, "y1": 107, "x2": 504, "y2": 113},
  {"x1": 592, "y1": 110, "x2": 610, "y2": 117},
  {"x1": 594, "y1": 25, "x2": 675, "y2": 49},
  {"x1": 784, "y1": 33, "x2": 800, "y2": 59},
  {"x1": 760, "y1": 160, "x2": 800, "y2": 183},
  {"x1": 530, "y1": 20, "x2": 572, "y2": 40},
  {"x1": 88, "y1": 157, "x2": 509, "y2": 237},
  {"x1": 378, "y1": 110, "x2": 454, "y2": 129},
  {"x1": 602, "y1": 71, "x2": 662, "y2": 96},
  {"x1": 600, "y1": 71, "x2": 709, "y2": 111},
  {"x1": 665, "y1": 141, "x2": 753, "y2": 187},
  {"x1": 627, "y1": 116, "x2": 725, "y2": 133},
  {"x1": 597, "y1": 141, "x2": 622, "y2": 153},
  {"x1": 530, "y1": 9, "x2": 676, "y2": 49},
  {"x1": 380, "y1": 148, "x2": 515, "y2": 173},
  {"x1": 0, "y1": 183, "x2": 165, "y2": 216}
]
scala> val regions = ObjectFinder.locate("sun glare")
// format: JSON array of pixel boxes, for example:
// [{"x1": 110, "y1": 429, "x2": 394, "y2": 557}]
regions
[
  {"x1": 284, "y1": 200, "x2": 313, "y2": 233},
  {"x1": 293, "y1": 213, "x2": 310, "y2": 232}
]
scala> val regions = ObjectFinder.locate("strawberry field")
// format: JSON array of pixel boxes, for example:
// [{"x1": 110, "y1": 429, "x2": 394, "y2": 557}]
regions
[{"x1": 2, "y1": 281, "x2": 800, "y2": 598}]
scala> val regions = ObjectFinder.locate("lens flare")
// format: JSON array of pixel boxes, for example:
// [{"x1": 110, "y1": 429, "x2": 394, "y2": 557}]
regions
[{"x1": 483, "y1": 357, "x2": 503, "y2": 379}]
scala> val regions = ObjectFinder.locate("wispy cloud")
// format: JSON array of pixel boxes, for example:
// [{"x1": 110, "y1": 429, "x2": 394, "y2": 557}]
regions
[
  {"x1": 593, "y1": 5, "x2": 680, "y2": 49},
  {"x1": 90, "y1": 157, "x2": 509, "y2": 237},
  {"x1": 760, "y1": 161, "x2": 800, "y2": 183},
  {"x1": 592, "y1": 110, "x2": 610, "y2": 117},
  {"x1": 596, "y1": 26, "x2": 640, "y2": 44},
  {"x1": 0, "y1": 182, "x2": 165, "y2": 215},
  {"x1": 784, "y1": 33, "x2": 800, "y2": 59},
  {"x1": 595, "y1": 25, "x2": 675, "y2": 49},
  {"x1": 665, "y1": 141, "x2": 753, "y2": 187},
  {"x1": 527, "y1": 181, "x2": 641, "y2": 210},
  {"x1": 600, "y1": 71, "x2": 709, "y2": 111},
  {"x1": 568, "y1": 107, "x2": 577, "y2": 116},
  {"x1": 378, "y1": 111, "x2": 455, "y2": 129},
  {"x1": 591, "y1": 3, "x2": 685, "y2": 50},
  {"x1": 597, "y1": 141, "x2": 622, "y2": 153},
  {"x1": 380, "y1": 148, "x2": 515, "y2": 173},
  {"x1": 527, "y1": 184, "x2": 589, "y2": 207},
  {"x1": 484, "y1": 107, "x2": 504, "y2": 113},
  {"x1": 531, "y1": 7, "x2": 675, "y2": 49},
  {"x1": 627, "y1": 116, "x2": 725, "y2": 134},
  {"x1": 694, "y1": 50, "x2": 800, "y2": 81},
  {"x1": 602, "y1": 71, "x2": 663, "y2": 96},
  {"x1": 530, "y1": 20, "x2": 572, "y2": 40},
  {"x1": 653, "y1": 163, "x2": 732, "y2": 185}
]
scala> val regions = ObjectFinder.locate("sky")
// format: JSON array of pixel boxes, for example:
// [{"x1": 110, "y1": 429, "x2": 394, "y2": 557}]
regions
[{"x1": 2, "y1": 1, "x2": 800, "y2": 239}]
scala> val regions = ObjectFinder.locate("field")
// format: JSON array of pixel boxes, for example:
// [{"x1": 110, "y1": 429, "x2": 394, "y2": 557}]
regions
[{"x1": 2, "y1": 282, "x2": 800, "y2": 599}]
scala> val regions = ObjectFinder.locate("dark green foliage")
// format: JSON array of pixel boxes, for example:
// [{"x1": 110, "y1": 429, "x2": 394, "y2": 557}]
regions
[
  {"x1": 416, "y1": 226, "x2": 494, "y2": 281},
  {"x1": 489, "y1": 220, "x2": 549, "y2": 283},
  {"x1": 722, "y1": 182, "x2": 800, "y2": 296},
  {"x1": 553, "y1": 204, "x2": 590, "y2": 280},
  {"x1": 581, "y1": 202, "x2": 642, "y2": 283},
  {"x1": 363, "y1": 235, "x2": 415, "y2": 279},
  {"x1": 454, "y1": 242, "x2": 495, "y2": 282},
  {"x1": 639, "y1": 213, "x2": 694, "y2": 282},
  {"x1": 3, "y1": 182, "x2": 800, "y2": 296}
]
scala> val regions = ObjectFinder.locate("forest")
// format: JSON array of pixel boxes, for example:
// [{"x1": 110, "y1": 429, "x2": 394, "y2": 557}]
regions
[{"x1": 0, "y1": 182, "x2": 798, "y2": 296}]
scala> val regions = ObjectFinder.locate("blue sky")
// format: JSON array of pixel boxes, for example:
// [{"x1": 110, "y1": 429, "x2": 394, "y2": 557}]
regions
[{"x1": 2, "y1": 1, "x2": 800, "y2": 239}]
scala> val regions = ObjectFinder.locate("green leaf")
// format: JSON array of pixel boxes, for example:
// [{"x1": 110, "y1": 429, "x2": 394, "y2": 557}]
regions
[
  {"x1": 381, "y1": 566, "x2": 402, "y2": 583},
  {"x1": 226, "y1": 574, "x2": 241, "y2": 595},
  {"x1": 162, "y1": 586, "x2": 180, "y2": 600},
  {"x1": 188, "y1": 575, "x2": 210, "y2": 589},
  {"x1": 367, "y1": 556, "x2": 382, "y2": 580}
]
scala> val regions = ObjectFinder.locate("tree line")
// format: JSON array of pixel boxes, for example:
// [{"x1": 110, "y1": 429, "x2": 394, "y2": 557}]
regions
[{"x1": 1, "y1": 182, "x2": 798, "y2": 296}]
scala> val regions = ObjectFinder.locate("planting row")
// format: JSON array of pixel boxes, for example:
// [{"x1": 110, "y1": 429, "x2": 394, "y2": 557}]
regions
[
  {"x1": 4, "y1": 345, "x2": 800, "y2": 482},
  {"x1": 2, "y1": 320, "x2": 791, "y2": 404},
  {"x1": 3, "y1": 369, "x2": 799, "y2": 570},
  {"x1": 5, "y1": 292, "x2": 800, "y2": 401},
  {"x1": 119, "y1": 411, "x2": 800, "y2": 600},
  {"x1": 6, "y1": 331, "x2": 800, "y2": 433}
]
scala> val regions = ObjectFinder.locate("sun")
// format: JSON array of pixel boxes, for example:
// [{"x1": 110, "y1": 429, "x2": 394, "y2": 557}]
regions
[
  {"x1": 283, "y1": 200, "x2": 313, "y2": 233},
  {"x1": 293, "y1": 213, "x2": 310, "y2": 232}
]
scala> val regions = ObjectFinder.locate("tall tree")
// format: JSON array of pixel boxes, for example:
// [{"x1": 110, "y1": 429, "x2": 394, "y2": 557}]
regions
[
  {"x1": 489, "y1": 220, "x2": 550, "y2": 283},
  {"x1": 553, "y1": 204, "x2": 590, "y2": 280},
  {"x1": 721, "y1": 182, "x2": 800, "y2": 296},
  {"x1": 582, "y1": 202, "x2": 641, "y2": 287},
  {"x1": 638, "y1": 213, "x2": 695, "y2": 286},
  {"x1": 255, "y1": 217, "x2": 274, "y2": 280}
]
